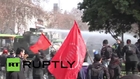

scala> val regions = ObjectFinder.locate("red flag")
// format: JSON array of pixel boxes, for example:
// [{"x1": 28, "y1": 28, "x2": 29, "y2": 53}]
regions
[
  {"x1": 29, "y1": 33, "x2": 51, "y2": 54},
  {"x1": 48, "y1": 21, "x2": 86, "y2": 79}
]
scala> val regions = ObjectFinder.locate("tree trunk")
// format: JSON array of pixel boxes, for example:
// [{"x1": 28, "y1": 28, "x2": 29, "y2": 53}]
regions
[{"x1": 121, "y1": 33, "x2": 124, "y2": 46}]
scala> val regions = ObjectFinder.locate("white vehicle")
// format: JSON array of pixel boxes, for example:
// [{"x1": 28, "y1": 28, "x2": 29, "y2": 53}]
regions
[
  {"x1": 23, "y1": 28, "x2": 137, "y2": 62},
  {"x1": 46, "y1": 29, "x2": 137, "y2": 54}
]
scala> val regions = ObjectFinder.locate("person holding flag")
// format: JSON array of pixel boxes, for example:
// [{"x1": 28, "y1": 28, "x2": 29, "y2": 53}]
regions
[
  {"x1": 48, "y1": 21, "x2": 87, "y2": 79},
  {"x1": 29, "y1": 33, "x2": 51, "y2": 79}
]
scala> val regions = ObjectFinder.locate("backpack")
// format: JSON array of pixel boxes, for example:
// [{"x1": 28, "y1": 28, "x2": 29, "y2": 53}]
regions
[
  {"x1": 102, "y1": 46, "x2": 113, "y2": 59},
  {"x1": 91, "y1": 65, "x2": 104, "y2": 79},
  {"x1": 108, "y1": 65, "x2": 120, "y2": 79},
  {"x1": 126, "y1": 45, "x2": 135, "y2": 55}
]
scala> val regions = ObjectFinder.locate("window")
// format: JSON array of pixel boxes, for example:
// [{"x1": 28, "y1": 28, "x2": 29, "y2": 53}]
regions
[{"x1": 30, "y1": 35, "x2": 40, "y2": 44}]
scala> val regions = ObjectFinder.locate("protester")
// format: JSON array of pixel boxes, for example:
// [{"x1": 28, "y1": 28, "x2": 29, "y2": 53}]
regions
[
  {"x1": 137, "y1": 62, "x2": 140, "y2": 72},
  {"x1": 135, "y1": 39, "x2": 140, "y2": 60},
  {"x1": 38, "y1": 50, "x2": 48, "y2": 79},
  {"x1": 23, "y1": 53, "x2": 30, "y2": 79},
  {"x1": 0, "y1": 49, "x2": 9, "y2": 66},
  {"x1": 77, "y1": 52, "x2": 89, "y2": 79},
  {"x1": 6, "y1": 47, "x2": 25, "y2": 79},
  {"x1": 0, "y1": 49, "x2": 9, "y2": 79},
  {"x1": 32, "y1": 50, "x2": 45, "y2": 79},
  {"x1": 86, "y1": 63, "x2": 92, "y2": 79},
  {"x1": 7, "y1": 50, "x2": 15, "y2": 58},
  {"x1": 122, "y1": 39, "x2": 140, "y2": 75},
  {"x1": 87, "y1": 54, "x2": 110, "y2": 79},
  {"x1": 6, "y1": 50, "x2": 15, "y2": 79},
  {"x1": 48, "y1": 49, "x2": 56, "y2": 79},
  {"x1": 101, "y1": 39, "x2": 114, "y2": 67},
  {"x1": 135, "y1": 39, "x2": 140, "y2": 48},
  {"x1": 112, "y1": 39, "x2": 123, "y2": 58},
  {"x1": 108, "y1": 54, "x2": 121, "y2": 79}
]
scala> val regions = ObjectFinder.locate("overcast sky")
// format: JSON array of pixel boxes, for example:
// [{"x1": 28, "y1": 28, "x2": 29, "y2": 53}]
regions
[{"x1": 40, "y1": 0, "x2": 83, "y2": 12}]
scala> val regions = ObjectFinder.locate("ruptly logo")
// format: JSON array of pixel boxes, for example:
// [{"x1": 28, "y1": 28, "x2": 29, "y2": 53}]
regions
[
  {"x1": 6, "y1": 58, "x2": 75, "y2": 71},
  {"x1": 7, "y1": 58, "x2": 20, "y2": 71}
]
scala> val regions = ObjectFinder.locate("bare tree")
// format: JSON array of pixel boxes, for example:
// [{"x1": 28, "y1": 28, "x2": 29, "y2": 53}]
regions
[
  {"x1": 50, "y1": 12, "x2": 74, "y2": 29},
  {"x1": 0, "y1": 0, "x2": 49, "y2": 34},
  {"x1": 48, "y1": 8, "x2": 88, "y2": 30},
  {"x1": 70, "y1": 8, "x2": 88, "y2": 30}
]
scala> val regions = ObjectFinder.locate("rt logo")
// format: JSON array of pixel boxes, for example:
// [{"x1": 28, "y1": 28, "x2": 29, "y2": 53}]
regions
[{"x1": 7, "y1": 58, "x2": 20, "y2": 71}]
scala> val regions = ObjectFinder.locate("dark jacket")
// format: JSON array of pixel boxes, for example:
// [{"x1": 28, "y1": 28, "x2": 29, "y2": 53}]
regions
[
  {"x1": 6, "y1": 56, "x2": 25, "y2": 79},
  {"x1": 137, "y1": 62, "x2": 140, "y2": 72},
  {"x1": 114, "y1": 43, "x2": 123, "y2": 58},
  {"x1": 135, "y1": 43, "x2": 140, "y2": 60},
  {"x1": 0, "y1": 54, "x2": 7, "y2": 67},
  {"x1": 101, "y1": 45, "x2": 113, "y2": 60},
  {"x1": 122, "y1": 44, "x2": 140, "y2": 62},
  {"x1": 108, "y1": 64, "x2": 121, "y2": 79},
  {"x1": 135, "y1": 43, "x2": 140, "y2": 51},
  {"x1": 32, "y1": 55, "x2": 44, "y2": 79},
  {"x1": 87, "y1": 62, "x2": 110, "y2": 79},
  {"x1": 86, "y1": 64, "x2": 92, "y2": 79}
]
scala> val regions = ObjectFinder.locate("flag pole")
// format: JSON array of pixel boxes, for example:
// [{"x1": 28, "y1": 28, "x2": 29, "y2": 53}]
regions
[
  {"x1": 87, "y1": 51, "x2": 93, "y2": 63},
  {"x1": 86, "y1": 49, "x2": 93, "y2": 63}
]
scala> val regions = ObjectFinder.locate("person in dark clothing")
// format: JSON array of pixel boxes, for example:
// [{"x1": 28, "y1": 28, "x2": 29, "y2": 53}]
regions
[
  {"x1": 137, "y1": 62, "x2": 140, "y2": 72},
  {"x1": 0, "y1": 49, "x2": 9, "y2": 79},
  {"x1": 120, "y1": 74, "x2": 140, "y2": 79},
  {"x1": 77, "y1": 53, "x2": 89, "y2": 79},
  {"x1": 112, "y1": 53, "x2": 123, "y2": 67},
  {"x1": 113, "y1": 39, "x2": 123, "y2": 58},
  {"x1": 87, "y1": 54, "x2": 110, "y2": 79},
  {"x1": 101, "y1": 39, "x2": 113, "y2": 68},
  {"x1": 122, "y1": 39, "x2": 140, "y2": 75},
  {"x1": 0, "y1": 49, "x2": 9, "y2": 67},
  {"x1": 6, "y1": 56, "x2": 15, "y2": 79},
  {"x1": 15, "y1": 47, "x2": 25, "y2": 58},
  {"x1": 135, "y1": 39, "x2": 140, "y2": 49},
  {"x1": 108, "y1": 54, "x2": 121, "y2": 79},
  {"x1": 86, "y1": 64, "x2": 92, "y2": 79},
  {"x1": 32, "y1": 51, "x2": 45, "y2": 79},
  {"x1": 135, "y1": 39, "x2": 140, "y2": 60},
  {"x1": 48, "y1": 49, "x2": 56, "y2": 79},
  {"x1": 6, "y1": 47, "x2": 25, "y2": 79},
  {"x1": 7, "y1": 50, "x2": 15, "y2": 58},
  {"x1": 23, "y1": 53, "x2": 31, "y2": 79}
]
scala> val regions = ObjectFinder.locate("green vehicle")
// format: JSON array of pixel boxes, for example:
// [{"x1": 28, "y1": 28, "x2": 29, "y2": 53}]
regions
[
  {"x1": 52, "y1": 39, "x2": 63, "y2": 44},
  {"x1": 0, "y1": 34, "x2": 22, "y2": 38},
  {"x1": 0, "y1": 34, "x2": 23, "y2": 51}
]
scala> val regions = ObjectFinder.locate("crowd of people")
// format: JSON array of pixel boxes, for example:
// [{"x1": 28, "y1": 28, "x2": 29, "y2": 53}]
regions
[
  {"x1": 0, "y1": 39, "x2": 139, "y2": 79},
  {"x1": 78, "y1": 39, "x2": 140, "y2": 79},
  {"x1": 0, "y1": 48, "x2": 49, "y2": 79}
]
